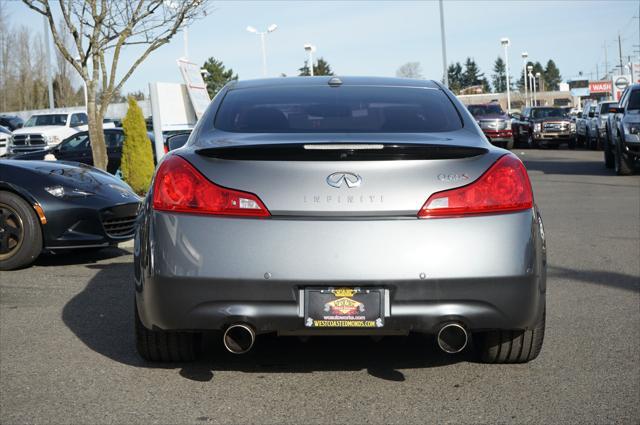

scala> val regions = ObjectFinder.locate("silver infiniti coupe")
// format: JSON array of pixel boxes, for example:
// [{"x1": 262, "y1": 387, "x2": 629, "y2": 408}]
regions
[{"x1": 134, "y1": 76, "x2": 546, "y2": 363}]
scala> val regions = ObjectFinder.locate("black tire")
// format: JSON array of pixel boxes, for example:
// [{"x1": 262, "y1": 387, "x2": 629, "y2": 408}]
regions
[
  {"x1": 0, "y1": 191, "x2": 42, "y2": 270},
  {"x1": 568, "y1": 137, "x2": 576, "y2": 150},
  {"x1": 527, "y1": 134, "x2": 538, "y2": 149},
  {"x1": 604, "y1": 141, "x2": 614, "y2": 169},
  {"x1": 505, "y1": 138, "x2": 514, "y2": 150},
  {"x1": 135, "y1": 303, "x2": 200, "y2": 362},
  {"x1": 614, "y1": 137, "x2": 635, "y2": 176},
  {"x1": 475, "y1": 312, "x2": 545, "y2": 364}
]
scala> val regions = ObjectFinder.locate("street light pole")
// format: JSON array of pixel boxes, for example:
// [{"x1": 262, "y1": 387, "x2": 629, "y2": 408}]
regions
[
  {"x1": 304, "y1": 44, "x2": 316, "y2": 76},
  {"x1": 501, "y1": 38, "x2": 511, "y2": 113},
  {"x1": 522, "y1": 52, "x2": 529, "y2": 107},
  {"x1": 528, "y1": 65, "x2": 535, "y2": 106},
  {"x1": 43, "y1": 15, "x2": 54, "y2": 109},
  {"x1": 438, "y1": 0, "x2": 448, "y2": 88},
  {"x1": 247, "y1": 24, "x2": 278, "y2": 77}
]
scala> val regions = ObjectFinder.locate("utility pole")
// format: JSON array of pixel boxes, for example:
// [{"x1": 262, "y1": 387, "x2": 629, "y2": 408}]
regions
[
  {"x1": 596, "y1": 63, "x2": 599, "y2": 80},
  {"x1": 604, "y1": 42, "x2": 608, "y2": 80},
  {"x1": 439, "y1": 0, "x2": 448, "y2": 88},
  {"x1": 630, "y1": 56, "x2": 634, "y2": 82},
  {"x1": 43, "y1": 15, "x2": 54, "y2": 109},
  {"x1": 618, "y1": 33, "x2": 624, "y2": 76}
]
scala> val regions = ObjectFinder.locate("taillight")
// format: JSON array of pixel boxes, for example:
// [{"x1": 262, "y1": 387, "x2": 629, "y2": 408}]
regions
[
  {"x1": 152, "y1": 155, "x2": 270, "y2": 217},
  {"x1": 418, "y1": 154, "x2": 533, "y2": 218}
]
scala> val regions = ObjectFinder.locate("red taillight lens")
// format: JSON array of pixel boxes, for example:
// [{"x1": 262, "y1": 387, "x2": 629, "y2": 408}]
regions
[
  {"x1": 418, "y1": 154, "x2": 533, "y2": 218},
  {"x1": 152, "y1": 155, "x2": 270, "y2": 217}
]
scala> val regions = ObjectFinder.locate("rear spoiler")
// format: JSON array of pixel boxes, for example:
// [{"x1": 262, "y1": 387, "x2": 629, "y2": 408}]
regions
[{"x1": 195, "y1": 143, "x2": 488, "y2": 161}]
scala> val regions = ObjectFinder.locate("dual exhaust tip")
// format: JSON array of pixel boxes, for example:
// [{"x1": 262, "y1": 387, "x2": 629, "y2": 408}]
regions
[
  {"x1": 223, "y1": 323, "x2": 256, "y2": 354},
  {"x1": 436, "y1": 322, "x2": 468, "y2": 354},
  {"x1": 222, "y1": 322, "x2": 468, "y2": 355}
]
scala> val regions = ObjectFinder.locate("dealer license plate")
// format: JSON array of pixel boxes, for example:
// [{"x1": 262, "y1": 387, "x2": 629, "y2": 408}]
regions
[{"x1": 304, "y1": 287, "x2": 384, "y2": 328}]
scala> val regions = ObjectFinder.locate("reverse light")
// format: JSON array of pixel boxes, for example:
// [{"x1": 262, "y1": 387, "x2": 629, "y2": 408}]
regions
[
  {"x1": 152, "y1": 155, "x2": 270, "y2": 217},
  {"x1": 418, "y1": 154, "x2": 533, "y2": 218}
]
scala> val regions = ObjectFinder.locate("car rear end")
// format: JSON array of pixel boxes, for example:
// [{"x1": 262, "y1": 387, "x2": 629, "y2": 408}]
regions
[
  {"x1": 134, "y1": 77, "x2": 546, "y2": 363},
  {"x1": 477, "y1": 118, "x2": 513, "y2": 146}
]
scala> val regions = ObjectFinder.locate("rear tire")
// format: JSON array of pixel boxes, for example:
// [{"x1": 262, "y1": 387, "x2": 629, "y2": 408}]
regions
[
  {"x1": 0, "y1": 191, "x2": 42, "y2": 270},
  {"x1": 475, "y1": 312, "x2": 545, "y2": 363},
  {"x1": 135, "y1": 303, "x2": 200, "y2": 362}
]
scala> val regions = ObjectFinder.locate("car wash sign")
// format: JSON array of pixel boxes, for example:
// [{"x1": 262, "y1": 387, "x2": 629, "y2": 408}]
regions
[{"x1": 589, "y1": 81, "x2": 612, "y2": 94}]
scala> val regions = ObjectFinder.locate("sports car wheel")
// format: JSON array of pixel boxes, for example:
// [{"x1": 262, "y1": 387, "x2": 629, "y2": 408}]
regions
[
  {"x1": 475, "y1": 311, "x2": 545, "y2": 364},
  {"x1": 135, "y1": 302, "x2": 200, "y2": 362},
  {"x1": 0, "y1": 191, "x2": 42, "y2": 270}
]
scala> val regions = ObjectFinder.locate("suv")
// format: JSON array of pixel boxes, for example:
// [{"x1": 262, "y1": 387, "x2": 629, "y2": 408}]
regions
[
  {"x1": 9, "y1": 111, "x2": 88, "y2": 155},
  {"x1": 592, "y1": 101, "x2": 617, "y2": 150},
  {"x1": 512, "y1": 106, "x2": 576, "y2": 148},
  {"x1": 608, "y1": 84, "x2": 640, "y2": 175},
  {"x1": 576, "y1": 100, "x2": 597, "y2": 148},
  {"x1": 466, "y1": 103, "x2": 514, "y2": 149}
]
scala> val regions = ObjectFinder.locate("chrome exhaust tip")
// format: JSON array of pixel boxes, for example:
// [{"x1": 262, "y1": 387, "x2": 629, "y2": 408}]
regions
[
  {"x1": 437, "y1": 323, "x2": 468, "y2": 354},
  {"x1": 223, "y1": 324, "x2": 255, "y2": 354}
]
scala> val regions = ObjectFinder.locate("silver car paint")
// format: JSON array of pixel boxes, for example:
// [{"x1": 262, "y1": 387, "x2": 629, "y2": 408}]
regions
[{"x1": 135, "y1": 77, "x2": 546, "y2": 335}]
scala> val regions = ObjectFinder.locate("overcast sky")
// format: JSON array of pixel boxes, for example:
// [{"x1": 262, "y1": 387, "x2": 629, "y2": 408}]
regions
[{"x1": 2, "y1": 0, "x2": 638, "y2": 94}]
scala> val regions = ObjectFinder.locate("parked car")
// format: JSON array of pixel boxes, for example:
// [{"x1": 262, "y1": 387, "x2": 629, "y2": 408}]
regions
[
  {"x1": 603, "y1": 102, "x2": 619, "y2": 168},
  {"x1": 466, "y1": 103, "x2": 514, "y2": 149},
  {"x1": 9, "y1": 111, "x2": 88, "y2": 155},
  {"x1": 607, "y1": 84, "x2": 640, "y2": 175},
  {"x1": 134, "y1": 76, "x2": 546, "y2": 364},
  {"x1": 0, "y1": 160, "x2": 140, "y2": 270},
  {"x1": 0, "y1": 115, "x2": 24, "y2": 131},
  {"x1": 591, "y1": 101, "x2": 617, "y2": 150},
  {"x1": 511, "y1": 106, "x2": 576, "y2": 148},
  {"x1": 576, "y1": 100, "x2": 597, "y2": 148},
  {"x1": 11, "y1": 128, "x2": 157, "y2": 174},
  {"x1": 0, "y1": 126, "x2": 12, "y2": 157},
  {"x1": 164, "y1": 131, "x2": 191, "y2": 153}
]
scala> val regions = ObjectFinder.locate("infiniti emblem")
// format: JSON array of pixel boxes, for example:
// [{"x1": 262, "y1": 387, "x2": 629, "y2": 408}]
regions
[{"x1": 326, "y1": 172, "x2": 362, "y2": 188}]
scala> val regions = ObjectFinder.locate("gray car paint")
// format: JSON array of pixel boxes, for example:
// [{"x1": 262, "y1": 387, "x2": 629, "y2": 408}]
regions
[{"x1": 135, "y1": 76, "x2": 546, "y2": 335}]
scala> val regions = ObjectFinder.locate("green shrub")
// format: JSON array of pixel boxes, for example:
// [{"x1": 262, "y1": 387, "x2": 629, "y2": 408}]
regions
[{"x1": 121, "y1": 96, "x2": 154, "y2": 194}]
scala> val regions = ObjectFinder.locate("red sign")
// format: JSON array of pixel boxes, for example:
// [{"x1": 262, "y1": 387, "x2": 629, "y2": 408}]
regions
[{"x1": 589, "y1": 81, "x2": 612, "y2": 93}]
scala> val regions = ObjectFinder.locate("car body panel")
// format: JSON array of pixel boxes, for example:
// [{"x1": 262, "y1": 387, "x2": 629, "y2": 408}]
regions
[
  {"x1": 0, "y1": 160, "x2": 140, "y2": 249},
  {"x1": 134, "y1": 76, "x2": 546, "y2": 336}
]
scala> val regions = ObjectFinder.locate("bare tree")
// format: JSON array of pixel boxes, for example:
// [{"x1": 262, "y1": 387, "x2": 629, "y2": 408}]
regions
[
  {"x1": 396, "y1": 62, "x2": 424, "y2": 79},
  {"x1": 23, "y1": 0, "x2": 209, "y2": 170}
]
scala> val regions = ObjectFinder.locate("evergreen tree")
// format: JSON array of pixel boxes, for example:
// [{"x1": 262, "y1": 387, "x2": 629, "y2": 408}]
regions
[
  {"x1": 492, "y1": 56, "x2": 506, "y2": 93},
  {"x1": 544, "y1": 59, "x2": 562, "y2": 91},
  {"x1": 121, "y1": 97, "x2": 154, "y2": 195},
  {"x1": 461, "y1": 57, "x2": 485, "y2": 89},
  {"x1": 447, "y1": 62, "x2": 463, "y2": 94},
  {"x1": 298, "y1": 57, "x2": 334, "y2": 76},
  {"x1": 201, "y1": 57, "x2": 238, "y2": 98}
]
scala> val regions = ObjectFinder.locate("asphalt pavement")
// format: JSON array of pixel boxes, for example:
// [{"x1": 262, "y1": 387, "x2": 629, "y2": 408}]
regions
[{"x1": 1, "y1": 149, "x2": 639, "y2": 424}]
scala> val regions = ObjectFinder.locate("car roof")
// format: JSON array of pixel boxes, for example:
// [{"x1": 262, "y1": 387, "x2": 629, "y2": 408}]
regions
[{"x1": 227, "y1": 76, "x2": 441, "y2": 90}]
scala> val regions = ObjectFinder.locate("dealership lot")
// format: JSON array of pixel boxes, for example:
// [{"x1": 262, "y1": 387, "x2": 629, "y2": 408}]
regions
[{"x1": 1, "y1": 149, "x2": 638, "y2": 424}]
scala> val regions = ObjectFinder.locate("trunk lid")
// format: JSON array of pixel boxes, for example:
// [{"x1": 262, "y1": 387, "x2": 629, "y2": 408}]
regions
[{"x1": 184, "y1": 133, "x2": 500, "y2": 217}]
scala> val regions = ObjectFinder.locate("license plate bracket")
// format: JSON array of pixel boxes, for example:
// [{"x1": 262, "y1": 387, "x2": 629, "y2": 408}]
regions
[{"x1": 304, "y1": 287, "x2": 384, "y2": 328}]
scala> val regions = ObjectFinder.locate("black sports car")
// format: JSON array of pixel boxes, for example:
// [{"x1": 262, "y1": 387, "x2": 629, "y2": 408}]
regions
[
  {"x1": 10, "y1": 128, "x2": 157, "y2": 175},
  {"x1": 0, "y1": 160, "x2": 140, "y2": 270}
]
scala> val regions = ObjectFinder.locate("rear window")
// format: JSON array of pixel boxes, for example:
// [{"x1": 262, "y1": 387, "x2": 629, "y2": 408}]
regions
[{"x1": 214, "y1": 86, "x2": 462, "y2": 133}]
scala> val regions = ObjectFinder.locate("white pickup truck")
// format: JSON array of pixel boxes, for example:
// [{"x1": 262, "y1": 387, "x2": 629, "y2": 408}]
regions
[{"x1": 9, "y1": 112, "x2": 90, "y2": 155}]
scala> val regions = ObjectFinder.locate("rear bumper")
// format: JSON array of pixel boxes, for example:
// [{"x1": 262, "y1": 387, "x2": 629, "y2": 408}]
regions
[
  {"x1": 482, "y1": 129, "x2": 512, "y2": 143},
  {"x1": 135, "y1": 209, "x2": 547, "y2": 334}
]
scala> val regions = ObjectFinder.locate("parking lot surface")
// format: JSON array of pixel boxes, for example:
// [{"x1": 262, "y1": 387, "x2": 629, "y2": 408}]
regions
[{"x1": 1, "y1": 149, "x2": 639, "y2": 424}]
